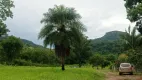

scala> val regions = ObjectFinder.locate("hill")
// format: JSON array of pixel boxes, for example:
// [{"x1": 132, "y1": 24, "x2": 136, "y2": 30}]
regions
[
  {"x1": 91, "y1": 31, "x2": 125, "y2": 54},
  {"x1": 21, "y1": 39, "x2": 42, "y2": 47},
  {"x1": 92, "y1": 31, "x2": 125, "y2": 43}
]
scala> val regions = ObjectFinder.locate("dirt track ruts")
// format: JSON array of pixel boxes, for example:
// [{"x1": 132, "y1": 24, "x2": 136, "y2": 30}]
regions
[{"x1": 106, "y1": 72, "x2": 142, "y2": 80}]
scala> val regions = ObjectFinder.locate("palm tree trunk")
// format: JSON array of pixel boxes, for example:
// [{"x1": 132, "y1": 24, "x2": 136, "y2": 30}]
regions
[{"x1": 61, "y1": 56, "x2": 65, "y2": 71}]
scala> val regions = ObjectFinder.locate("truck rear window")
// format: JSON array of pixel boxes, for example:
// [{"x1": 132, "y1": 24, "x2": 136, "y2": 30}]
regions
[{"x1": 120, "y1": 63, "x2": 131, "y2": 67}]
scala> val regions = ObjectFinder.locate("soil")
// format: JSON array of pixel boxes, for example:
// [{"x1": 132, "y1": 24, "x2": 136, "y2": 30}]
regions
[{"x1": 106, "y1": 72, "x2": 142, "y2": 80}]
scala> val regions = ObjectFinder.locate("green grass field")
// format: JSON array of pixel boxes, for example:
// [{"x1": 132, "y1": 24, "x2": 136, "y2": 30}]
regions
[{"x1": 0, "y1": 66, "x2": 105, "y2": 80}]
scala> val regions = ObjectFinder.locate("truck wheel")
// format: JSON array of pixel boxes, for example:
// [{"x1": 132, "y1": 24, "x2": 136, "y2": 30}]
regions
[
  {"x1": 130, "y1": 72, "x2": 133, "y2": 75},
  {"x1": 119, "y1": 72, "x2": 122, "y2": 75}
]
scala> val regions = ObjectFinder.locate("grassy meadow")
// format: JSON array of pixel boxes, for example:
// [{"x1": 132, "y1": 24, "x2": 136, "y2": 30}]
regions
[{"x1": 0, "y1": 66, "x2": 105, "y2": 80}]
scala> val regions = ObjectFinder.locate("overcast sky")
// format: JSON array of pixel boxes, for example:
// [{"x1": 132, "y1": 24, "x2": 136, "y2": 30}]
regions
[{"x1": 6, "y1": 0, "x2": 131, "y2": 45}]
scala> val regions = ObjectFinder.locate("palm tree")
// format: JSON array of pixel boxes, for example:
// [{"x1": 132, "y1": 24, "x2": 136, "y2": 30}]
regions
[
  {"x1": 38, "y1": 5, "x2": 86, "y2": 70},
  {"x1": 121, "y1": 26, "x2": 142, "y2": 49}
]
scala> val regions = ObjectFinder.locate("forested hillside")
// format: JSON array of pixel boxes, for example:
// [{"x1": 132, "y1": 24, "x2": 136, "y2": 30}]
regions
[{"x1": 91, "y1": 31, "x2": 125, "y2": 54}]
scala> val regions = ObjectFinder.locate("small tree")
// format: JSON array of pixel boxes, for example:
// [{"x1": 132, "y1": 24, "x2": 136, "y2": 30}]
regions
[
  {"x1": 73, "y1": 36, "x2": 92, "y2": 67},
  {"x1": 89, "y1": 54, "x2": 104, "y2": 69},
  {"x1": 106, "y1": 54, "x2": 116, "y2": 63},
  {"x1": 0, "y1": 36, "x2": 23, "y2": 63},
  {"x1": 118, "y1": 54, "x2": 128, "y2": 63}
]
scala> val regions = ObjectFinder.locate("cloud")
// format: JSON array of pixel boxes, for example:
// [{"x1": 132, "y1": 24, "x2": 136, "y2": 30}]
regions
[
  {"x1": 5, "y1": 0, "x2": 130, "y2": 45},
  {"x1": 101, "y1": 15, "x2": 130, "y2": 27}
]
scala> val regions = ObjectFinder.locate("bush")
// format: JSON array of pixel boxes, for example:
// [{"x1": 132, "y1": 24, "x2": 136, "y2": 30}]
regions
[
  {"x1": 89, "y1": 54, "x2": 104, "y2": 68},
  {"x1": 13, "y1": 59, "x2": 32, "y2": 66},
  {"x1": 20, "y1": 47, "x2": 59, "y2": 65},
  {"x1": 127, "y1": 48, "x2": 142, "y2": 72},
  {"x1": 118, "y1": 53, "x2": 128, "y2": 63},
  {"x1": 13, "y1": 59, "x2": 60, "y2": 67}
]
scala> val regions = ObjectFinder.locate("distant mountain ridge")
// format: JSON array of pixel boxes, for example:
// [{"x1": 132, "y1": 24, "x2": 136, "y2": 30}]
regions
[
  {"x1": 21, "y1": 31, "x2": 126, "y2": 53},
  {"x1": 21, "y1": 39, "x2": 42, "y2": 47},
  {"x1": 0, "y1": 36, "x2": 43, "y2": 47},
  {"x1": 92, "y1": 31, "x2": 125, "y2": 43}
]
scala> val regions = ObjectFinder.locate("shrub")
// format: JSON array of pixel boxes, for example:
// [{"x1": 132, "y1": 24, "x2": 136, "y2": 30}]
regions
[{"x1": 13, "y1": 59, "x2": 32, "y2": 66}]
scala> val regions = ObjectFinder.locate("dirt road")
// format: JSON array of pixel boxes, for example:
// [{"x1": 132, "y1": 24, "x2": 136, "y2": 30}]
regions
[{"x1": 106, "y1": 72, "x2": 142, "y2": 80}]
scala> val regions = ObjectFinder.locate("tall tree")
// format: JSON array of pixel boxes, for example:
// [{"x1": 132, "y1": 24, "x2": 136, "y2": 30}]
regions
[
  {"x1": 38, "y1": 5, "x2": 86, "y2": 70},
  {"x1": 124, "y1": 0, "x2": 142, "y2": 34},
  {"x1": 0, "y1": 0, "x2": 14, "y2": 37},
  {"x1": 121, "y1": 26, "x2": 142, "y2": 49}
]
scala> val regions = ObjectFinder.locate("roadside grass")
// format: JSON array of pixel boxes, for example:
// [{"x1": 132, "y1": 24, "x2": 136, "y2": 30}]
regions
[{"x1": 0, "y1": 66, "x2": 105, "y2": 80}]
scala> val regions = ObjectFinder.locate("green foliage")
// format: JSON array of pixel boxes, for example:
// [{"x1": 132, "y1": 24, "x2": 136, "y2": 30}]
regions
[
  {"x1": 39, "y1": 5, "x2": 86, "y2": 56},
  {"x1": 13, "y1": 59, "x2": 33, "y2": 66},
  {"x1": 65, "y1": 50, "x2": 77, "y2": 64},
  {"x1": 0, "y1": 36, "x2": 23, "y2": 63},
  {"x1": 121, "y1": 26, "x2": 142, "y2": 49},
  {"x1": 0, "y1": 0, "x2": 14, "y2": 37},
  {"x1": 120, "y1": 26, "x2": 142, "y2": 71},
  {"x1": 91, "y1": 31, "x2": 125, "y2": 54},
  {"x1": 106, "y1": 54, "x2": 116, "y2": 63},
  {"x1": 124, "y1": 0, "x2": 142, "y2": 22},
  {"x1": 89, "y1": 54, "x2": 104, "y2": 67},
  {"x1": 124, "y1": 0, "x2": 142, "y2": 34},
  {"x1": 127, "y1": 48, "x2": 142, "y2": 71},
  {"x1": 20, "y1": 47, "x2": 59, "y2": 65},
  {"x1": 91, "y1": 40, "x2": 124, "y2": 54},
  {"x1": 0, "y1": 0, "x2": 14, "y2": 21},
  {"x1": 101, "y1": 60, "x2": 110, "y2": 69},
  {"x1": 89, "y1": 54, "x2": 115, "y2": 69},
  {"x1": 0, "y1": 24, "x2": 9, "y2": 37},
  {"x1": 118, "y1": 54, "x2": 128, "y2": 63},
  {"x1": 70, "y1": 36, "x2": 92, "y2": 67}
]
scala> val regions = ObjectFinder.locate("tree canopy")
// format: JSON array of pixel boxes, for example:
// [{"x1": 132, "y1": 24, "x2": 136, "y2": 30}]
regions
[
  {"x1": 0, "y1": 0, "x2": 14, "y2": 37},
  {"x1": 0, "y1": 36, "x2": 23, "y2": 63},
  {"x1": 124, "y1": 0, "x2": 142, "y2": 34},
  {"x1": 121, "y1": 26, "x2": 142, "y2": 49},
  {"x1": 0, "y1": 24, "x2": 9, "y2": 37}
]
